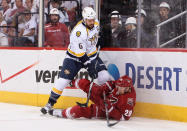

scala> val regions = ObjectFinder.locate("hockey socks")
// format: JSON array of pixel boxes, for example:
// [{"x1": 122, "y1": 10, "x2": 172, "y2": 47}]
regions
[{"x1": 48, "y1": 91, "x2": 61, "y2": 106}]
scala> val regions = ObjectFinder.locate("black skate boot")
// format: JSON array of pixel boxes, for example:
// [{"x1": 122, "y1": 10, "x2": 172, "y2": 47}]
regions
[
  {"x1": 48, "y1": 109, "x2": 63, "y2": 117},
  {"x1": 40, "y1": 103, "x2": 53, "y2": 114}
]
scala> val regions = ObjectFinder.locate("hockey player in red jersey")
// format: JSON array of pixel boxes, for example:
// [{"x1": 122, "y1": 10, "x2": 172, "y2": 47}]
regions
[{"x1": 49, "y1": 75, "x2": 136, "y2": 121}]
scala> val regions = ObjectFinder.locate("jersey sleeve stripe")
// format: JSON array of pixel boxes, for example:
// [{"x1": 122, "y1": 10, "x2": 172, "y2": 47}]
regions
[
  {"x1": 108, "y1": 106, "x2": 114, "y2": 113},
  {"x1": 95, "y1": 106, "x2": 99, "y2": 118},
  {"x1": 65, "y1": 107, "x2": 74, "y2": 119},
  {"x1": 106, "y1": 82, "x2": 112, "y2": 91},
  {"x1": 120, "y1": 115, "x2": 125, "y2": 120},
  {"x1": 75, "y1": 79, "x2": 80, "y2": 88},
  {"x1": 68, "y1": 48, "x2": 85, "y2": 57}
]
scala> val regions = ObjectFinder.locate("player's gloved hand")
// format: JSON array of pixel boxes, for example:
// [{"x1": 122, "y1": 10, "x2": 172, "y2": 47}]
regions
[{"x1": 87, "y1": 61, "x2": 98, "y2": 79}]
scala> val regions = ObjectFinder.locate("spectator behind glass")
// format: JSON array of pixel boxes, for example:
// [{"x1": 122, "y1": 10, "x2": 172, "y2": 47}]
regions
[
  {"x1": 0, "y1": 12, "x2": 9, "y2": 46},
  {"x1": 14, "y1": 10, "x2": 37, "y2": 46},
  {"x1": 42, "y1": 0, "x2": 49, "y2": 23},
  {"x1": 44, "y1": 8, "x2": 70, "y2": 47},
  {"x1": 135, "y1": 9, "x2": 155, "y2": 48},
  {"x1": 1, "y1": 0, "x2": 12, "y2": 23},
  {"x1": 7, "y1": 0, "x2": 14, "y2": 9},
  {"x1": 25, "y1": 0, "x2": 37, "y2": 20},
  {"x1": 50, "y1": 0, "x2": 69, "y2": 24},
  {"x1": 110, "y1": 11, "x2": 122, "y2": 47},
  {"x1": 159, "y1": 2, "x2": 170, "y2": 21},
  {"x1": 61, "y1": 1, "x2": 76, "y2": 23},
  {"x1": 155, "y1": 2, "x2": 176, "y2": 48},
  {"x1": 81, "y1": 0, "x2": 95, "y2": 10},
  {"x1": 135, "y1": 9, "x2": 146, "y2": 29},
  {"x1": 9, "y1": 0, "x2": 26, "y2": 26},
  {"x1": 118, "y1": 17, "x2": 137, "y2": 48},
  {"x1": 100, "y1": 10, "x2": 122, "y2": 47}
]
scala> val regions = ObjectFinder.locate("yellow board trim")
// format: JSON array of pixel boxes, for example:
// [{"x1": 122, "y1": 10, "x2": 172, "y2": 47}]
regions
[
  {"x1": 0, "y1": 91, "x2": 187, "y2": 122},
  {"x1": 133, "y1": 102, "x2": 187, "y2": 122}
]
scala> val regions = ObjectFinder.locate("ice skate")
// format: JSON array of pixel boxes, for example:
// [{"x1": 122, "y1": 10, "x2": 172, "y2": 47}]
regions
[
  {"x1": 40, "y1": 103, "x2": 53, "y2": 114},
  {"x1": 48, "y1": 109, "x2": 63, "y2": 117}
]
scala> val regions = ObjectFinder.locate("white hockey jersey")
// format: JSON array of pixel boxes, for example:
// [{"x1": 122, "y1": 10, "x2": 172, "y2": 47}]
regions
[{"x1": 67, "y1": 20, "x2": 99, "y2": 59}]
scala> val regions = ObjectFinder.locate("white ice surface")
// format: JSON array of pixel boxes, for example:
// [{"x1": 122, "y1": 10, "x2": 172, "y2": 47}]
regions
[{"x1": 0, "y1": 102, "x2": 187, "y2": 131}]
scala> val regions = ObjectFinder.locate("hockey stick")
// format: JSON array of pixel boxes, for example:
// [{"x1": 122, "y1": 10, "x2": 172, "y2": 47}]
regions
[
  {"x1": 76, "y1": 78, "x2": 94, "y2": 107},
  {"x1": 103, "y1": 92, "x2": 120, "y2": 127},
  {"x1": 76, "y1": 46, "x2": 101, "y2": 107}
]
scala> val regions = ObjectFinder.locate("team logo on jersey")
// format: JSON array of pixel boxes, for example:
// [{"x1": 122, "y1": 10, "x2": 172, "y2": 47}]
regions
[
  {"x1": 127, "y1": 98, "x2": 134, "y2": 107},
  {"x1": 76, "y1": 31, "x2": 81, "y2": 37},
  {"x1": 64, "y1": 69, "x2": 70, "y2": 75},
  {"x1": 88, "y1": 34, "x2": 98, "y2": 45}
]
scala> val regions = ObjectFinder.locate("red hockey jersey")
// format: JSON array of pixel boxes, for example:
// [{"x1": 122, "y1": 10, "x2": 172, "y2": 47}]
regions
[
  {"x1": 76, "y1": 76, "x2": 136, "y2": 120},
  {"x1": 44, "y1": 22, "x2": 70, "y2": 47}
]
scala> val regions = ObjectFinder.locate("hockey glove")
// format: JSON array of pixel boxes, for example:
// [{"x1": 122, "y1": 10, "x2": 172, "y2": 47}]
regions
[
  {"x1": 79, "y1": 54, "x2": 98, "y2": 79},
  {"x1": 87, "y1": 61, "x2": 98, "y2": 79}
]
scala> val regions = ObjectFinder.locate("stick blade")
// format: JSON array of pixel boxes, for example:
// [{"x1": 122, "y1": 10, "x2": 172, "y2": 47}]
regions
[
  {"x1": 107, "y1": 121, "x2": 120, "y2": 127},
  {"x1": 76, "y1": 102, "x2": 88, "y2": 107}
]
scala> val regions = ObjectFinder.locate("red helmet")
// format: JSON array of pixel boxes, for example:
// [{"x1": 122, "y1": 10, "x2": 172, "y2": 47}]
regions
[{"x1": 115, "y1": 75, "x2": 133, "y2": 88}]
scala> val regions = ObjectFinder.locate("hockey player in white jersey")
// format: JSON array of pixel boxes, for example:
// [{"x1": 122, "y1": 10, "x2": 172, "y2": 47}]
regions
[{"x1": 41, "y1": 7, "x2": 111, "y2": 114}]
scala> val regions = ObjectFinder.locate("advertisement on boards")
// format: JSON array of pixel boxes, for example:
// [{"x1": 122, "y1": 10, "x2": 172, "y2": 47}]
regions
[
  {"x1": 0, "y1": 50, "x2": 187, "y2": 107},
  {"x1": 100, "y1": 51, "x2": 187, "y2": 107}
]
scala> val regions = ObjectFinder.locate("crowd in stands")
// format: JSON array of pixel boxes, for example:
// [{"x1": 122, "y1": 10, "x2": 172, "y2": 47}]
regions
[
  {"x1": 0, "y1": 0, "x2": 39, "y2": 47},
  {"x1": 100, "y1": 0, "x2": 185, "y2": 48},
  {"x1": 0, "y1": 0, "x2": 95, "y2": 47},
  {"x1": 0, "y1": 0, "x2": 186, "y2": 48}
]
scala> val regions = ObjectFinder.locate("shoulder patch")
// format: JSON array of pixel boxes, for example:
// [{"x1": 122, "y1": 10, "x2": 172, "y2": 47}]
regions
[{"x1": 76, "y1": 31, "x2": 81, "y2": 37}]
